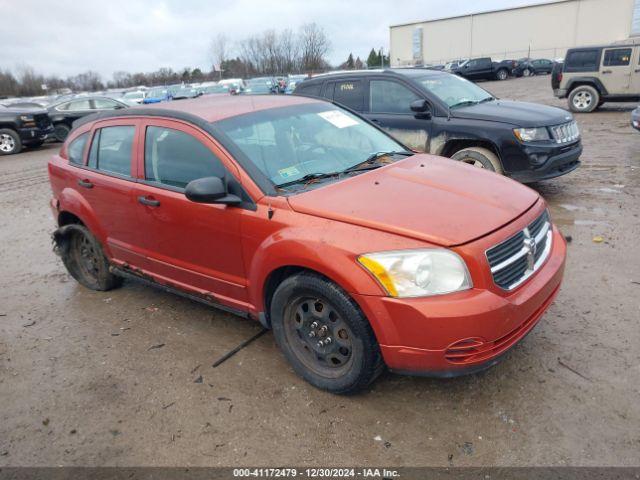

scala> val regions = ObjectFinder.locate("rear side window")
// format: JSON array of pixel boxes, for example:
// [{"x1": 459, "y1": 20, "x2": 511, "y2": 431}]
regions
[
  {"x1": 68, "y1": 133, "x2": 88, "y2": 165},
  {"x1": 295, "y1": 82, "x2": 322, "y2": 97},
  {"x1": 603, "y1": 48, "x2": 632, "y2": 66},
  {"x1": 144, "y1": 126, "x2": 226, "y2": 189},
  {"x1": 67, "y1": 100, "x2": 92, "y2": 111},
  {"x1": 322, "y1": 82, "x2": 335, "y2": 100},
  {"x1": 370, "y1": 80, "x2": 420, "y2": 114},
  {"x1": 88, "y1": 126, "x2": 135, "y2": 176},
  {"x1": 333, "y1": 80, "x2": 364, "y2": 111},
  {"x1": 565, "y1": 50, "x2": 600, "y2": 72}
]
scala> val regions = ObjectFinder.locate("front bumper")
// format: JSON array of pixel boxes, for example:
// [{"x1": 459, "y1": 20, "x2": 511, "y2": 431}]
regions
[
  {"x1": 18, "y1": 125, "x2": 54, "y2": 142},
  {"x1": 508, "y1": 141, "x2": 582, "y2": 183},
  {"x1": 353, "y1": 222, "x2": 566, "y2": 377}
]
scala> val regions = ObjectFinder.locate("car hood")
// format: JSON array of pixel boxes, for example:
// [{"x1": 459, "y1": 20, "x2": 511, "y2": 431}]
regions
[
  {"x1": 452, "y1": 99, "x2": 573, "y2": 128},
  {"x1": 287, "y1": 155, "x2": 539, "y2": 247}
]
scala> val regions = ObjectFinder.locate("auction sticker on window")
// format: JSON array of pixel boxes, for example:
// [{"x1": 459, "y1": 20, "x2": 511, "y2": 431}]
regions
[
  {"x1": 318, "y1": 110, "x2": 359, "y2": 128},
  {"x1": 278, "y1": 166, "x2": 300, "y2": 178}
]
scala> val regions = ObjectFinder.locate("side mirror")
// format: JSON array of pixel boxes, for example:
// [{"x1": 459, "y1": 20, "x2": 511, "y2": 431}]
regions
[
  {"x1": 185, "y1": 177, "x2": 242, "y2": 205},
  {"x1": 410, "y1": 99, "x2": 432, "y2": 119}
]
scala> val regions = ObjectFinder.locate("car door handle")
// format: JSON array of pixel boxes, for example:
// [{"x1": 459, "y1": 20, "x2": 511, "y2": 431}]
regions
[
  {"x1": 138, "y1": 196, "x2": 160, "y2": 207},
  {"x1": 370, "y1": 118, "x2": 381, "y2": 123},
  {"x1": 602, "y1": 70, "x2": 612, "y2": 74},
  {"x1": 77, "y1": 179, "x2": 93, "y2": 189}
]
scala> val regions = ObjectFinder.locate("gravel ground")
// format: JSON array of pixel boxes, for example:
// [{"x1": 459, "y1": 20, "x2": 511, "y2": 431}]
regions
[{"x1": 0, "y1": 75, "x2": 639, "y2": 467}]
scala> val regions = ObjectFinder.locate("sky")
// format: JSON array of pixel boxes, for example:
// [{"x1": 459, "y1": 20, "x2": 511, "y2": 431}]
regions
[{"x1": 0, "y1": 0, "x2": 553, "y2": 80}]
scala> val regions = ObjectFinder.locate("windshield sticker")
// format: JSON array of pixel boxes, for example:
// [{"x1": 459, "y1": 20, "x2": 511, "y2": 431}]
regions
[
  {"x1": 318, "y1": 110, "x2": 359, "y2": 129},
  {"x1": 278, "y1": 166, "x2": 301, "y2": 178}
]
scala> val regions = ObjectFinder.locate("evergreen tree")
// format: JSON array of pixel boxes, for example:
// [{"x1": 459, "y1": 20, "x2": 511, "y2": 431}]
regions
[
  {"x1": 346, "y1": 53, "x2": 355, "y2": 69},
  {"x1": 366, "y1": 48, "x2": 380, "y2": 68}
]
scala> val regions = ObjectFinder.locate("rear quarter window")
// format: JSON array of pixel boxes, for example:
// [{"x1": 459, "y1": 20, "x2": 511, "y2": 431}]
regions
[
  {"x1": 67, "y1": 133, "x2": 88, "y2": 165},
  {"x1": 295, "y1": 82, "x2": 322, "y2": 97},
  {"x1": 564, "y1": 49, "x2": 601, "y2": 72}
]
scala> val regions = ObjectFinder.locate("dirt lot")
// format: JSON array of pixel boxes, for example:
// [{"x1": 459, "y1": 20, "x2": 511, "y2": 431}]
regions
[{"x1": 1, "y1": 75, "x2": 639, "y2": 467}]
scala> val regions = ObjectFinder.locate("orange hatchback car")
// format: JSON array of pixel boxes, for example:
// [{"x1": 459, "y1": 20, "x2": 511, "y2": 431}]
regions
[{"x1": 48, "y1": 95, "x2": 566, "y2": 394}]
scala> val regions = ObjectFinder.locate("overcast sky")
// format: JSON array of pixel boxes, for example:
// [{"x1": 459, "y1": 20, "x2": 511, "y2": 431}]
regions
[{"x1": 1, "y1": 0, "x2": 551, "y2": 80}]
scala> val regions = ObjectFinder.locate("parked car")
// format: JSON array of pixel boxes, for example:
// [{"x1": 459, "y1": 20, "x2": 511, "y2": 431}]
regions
[
  {"x1": 172, "y1": 87, "x2": 201, "y2": 100},
  {"x1": 243, "y1": 77, "x2": 277, "y2": 95},
  {"x1": 48, "y1": 94, "x2": 566, "y2": 394},
  {"x1": 143, "y1": 87, "x2": 172, "y2": 104},
  {"x1": 552, "y1": 39, "x2": 640, "y2": 112},
  {"x1": 513, "y1": 58, "x2": 555, "y2": 77},
  {"x1": 121, "y1": 91, "x2": 146, "y2": 104},
  {"x1": 295, "y1": 68, "x2": 581, "y2": 182},
  {"x1": 451, "y1": 57, "x2": 515, "y2": 81},
  {"x1": 47, "y1": 96, "x2": 128, "y2": 141},
  {"x1": 199, "y1": 84, "x2": 230, "y2": 95},
  {"x1": 219, "y1": 78, "x2": 246, "y2": 92},
  {"x1": 444, "y1": 59, "x2": 468, "y2": 72},
  {"x1": 632, "y1": 106, "x2": 640, "y2": 131},
  {"x1": 0, "y1": 104, "x2": 53, "y2": 155},
  {"x1": 285, "y1": 74, "x2": 308, "y2": 94}
]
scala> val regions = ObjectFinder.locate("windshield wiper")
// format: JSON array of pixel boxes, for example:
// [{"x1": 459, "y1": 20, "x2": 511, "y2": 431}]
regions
[
  {"x1": 343, "y1": 150, "x2": 414, "y2": 173},
  {"x1": 449, "y1": 100, "x2": 478, "y2": 109},
  {"x1": 479, "y1": 96, "x2": 495, "y2": 103},
  {"x1": 275, "y1": 172, "x2": 342, "y2": 188}
]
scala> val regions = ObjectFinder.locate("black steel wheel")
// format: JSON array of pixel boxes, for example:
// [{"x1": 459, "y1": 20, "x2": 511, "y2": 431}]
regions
[
  {"x1": 58, "y1": 224, "x2": 123, "y2": 291},
  {"x1": 270, "y1": 272, "x2": 384, "y2": 394}
]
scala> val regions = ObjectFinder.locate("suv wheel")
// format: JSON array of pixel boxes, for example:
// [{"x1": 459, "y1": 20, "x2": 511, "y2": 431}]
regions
[
  {"x1": 57, "y1": 224, "x2": 123, "y2": 291},
  {"x1": 569, "y1": 85, "x2": 599, "y2": 113},
  {"x1": 522, "y1": 67, "x2": 533, "y2": 77},
  {"x1": 496, "y1": 69, "x2": 509, "y2": 81},
  {"x1": 54, "y1": 124, "x2": 71, "y2": 142},
  {"x1": 451, "y1": 147, "x2": 503, "y2": 174},
  {"x1": 0, "y1": 129, "x2": 22, "y2": 155},
  {"x1": 270, "y1": 272, "x2": 384, "y2": 394}
]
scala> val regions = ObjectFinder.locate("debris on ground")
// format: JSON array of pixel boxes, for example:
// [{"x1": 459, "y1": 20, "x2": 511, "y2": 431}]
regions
[
  {"x1": 564, "y1": 235, "x2": 573, "y2": 243},
  {"x1": 558, "y1": 357, "x2": 591, "y2": 381},
  {"x1": 383, "y1": 441, "x2": 391, "y2": 449},
  {"x1": 217, "y1": 397, "x2": 231, "y2": 402},
  {"x1": 69, "y1": 429, "x2": 77, "y2": 435},
  {"x1": 42, "y1": 418, "x2": 50, "y2": 426},
  {"x1": 592, "y1": 235, "x2": 604, "y2": 243},
  {"x1": 373, "y1": 435, "x2": 382, "y2": 442},
  {"x1": 460, "y1": 442, "x2": 475, "y2": 456},
  {"x1": 190, "y1": 364, "x2": 201, "y2": 374},
  {"x1": 111, "y1": 333, "x2": 120, "y2": 337},
  {"x1": 147, "y1": 343, "x2": 165, "y2": 351},
  {"x1": 162, "y1": 402, "x2": 175, "y2": 410},
  {"x1": 22, "y1": 321, "x2": 36, "y2": 327},
  {"x1": 194, "y1": 375, "x2": 203, "y2": 384},
  {"x1": 211, "y1": 329, "x2": 268, "y2": 368},
  {"x1": 145, "y1": 306, "x2": 159, "y2": 312}
]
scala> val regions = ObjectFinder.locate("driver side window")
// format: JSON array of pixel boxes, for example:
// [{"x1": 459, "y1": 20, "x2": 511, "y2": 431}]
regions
[
  {"x1": 144, "y1": 126, "x2": 226, "y2": 189},
  {"x1": 369, "y1": 80, "x2": 420, "y2": 114}
]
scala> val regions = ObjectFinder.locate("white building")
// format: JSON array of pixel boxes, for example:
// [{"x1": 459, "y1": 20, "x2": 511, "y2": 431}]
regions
[{"x1": 390, "y1": 0, "x2": 640, "y2": 66}]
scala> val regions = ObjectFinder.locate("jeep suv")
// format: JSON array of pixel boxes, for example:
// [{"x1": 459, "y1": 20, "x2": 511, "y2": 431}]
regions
[
  {"x1": 295, "y1": 69, "x2": 581, "y2": 183},
  {"x1": 553, "y1": 40, "x2": 640, "y2": 112},
  {"x1": 48, "y1": 95, "x2": 566, "y2": 394}
]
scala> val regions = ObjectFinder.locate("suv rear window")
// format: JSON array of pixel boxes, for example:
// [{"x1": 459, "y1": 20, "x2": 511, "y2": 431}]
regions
[{"x1": 565, "y1": 49, "x2": 600, "y2": 72}]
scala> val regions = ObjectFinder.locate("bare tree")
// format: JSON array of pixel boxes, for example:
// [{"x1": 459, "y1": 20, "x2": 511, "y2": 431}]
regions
[
  {"x1": 210, "y1": 33, "x2": 229, "y2": 78},
  {"x1": 299, "y1": 23, "x2": 331, "y2": 73}
]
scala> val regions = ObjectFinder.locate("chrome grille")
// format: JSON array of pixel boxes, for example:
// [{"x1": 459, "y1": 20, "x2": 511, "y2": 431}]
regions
[
  {"x1": 550, "y1": 121, "x2": 580, "y2": 144},
  {"x1": 486, "y1": 210, "x2": 552, "y2": 291}
]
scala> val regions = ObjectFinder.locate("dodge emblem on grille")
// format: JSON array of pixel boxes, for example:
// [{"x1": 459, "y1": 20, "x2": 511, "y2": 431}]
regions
[{"x1": 523, "y1": 228, "x2": 537, "y2": 270}]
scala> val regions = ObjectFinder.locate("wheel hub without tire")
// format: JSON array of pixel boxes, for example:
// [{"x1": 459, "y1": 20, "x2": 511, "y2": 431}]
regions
[
  {"x1": 0, "y1": 134, "x2": 15, "y2": 152},
  {"x1": 285, "y1": 297, "x2": 354, "y2": 377}
]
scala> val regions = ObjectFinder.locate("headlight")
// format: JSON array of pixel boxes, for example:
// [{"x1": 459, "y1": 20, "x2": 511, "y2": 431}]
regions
[
  {"x1": 19, "y1": 115, "x2": 34, "y2": 122},
  {"x1": 357, "y1": 249, "x2": 472, "y2": 298},
  {"x1": 513, "y1": 127, "x2": 550, "y2": 142}
]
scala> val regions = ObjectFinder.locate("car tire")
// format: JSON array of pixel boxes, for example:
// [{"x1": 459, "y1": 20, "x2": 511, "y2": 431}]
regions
[
  {"x1": 270, "y1": 272, "x2": 384, "y2": 394},
  {"x1": 54, "y1": 123, "x2": 71, "y2": 142},
  {"x1": 568, "y1": 85, "x2": 599, "y2": 113},
  {"x1": 496, "y1": 68, "x2": 509, "y2": 81},
  {"x1": 522, "y1": 68, "x2": 532, "y2": 77},
  {"x1": 57, "y1": 224, "x2": 123, "y2": 291},
  {"x1": 0, "y1": 129, "x2": 22, "y2": 155},
  {"x1": 451, "y1": 147, "x2": 504, "y2": 174}
]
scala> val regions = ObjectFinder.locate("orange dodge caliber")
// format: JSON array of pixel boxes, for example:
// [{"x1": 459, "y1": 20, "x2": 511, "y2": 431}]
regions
[{"x1": 48, "y1": 94, "x2": 566, "y2": 394}]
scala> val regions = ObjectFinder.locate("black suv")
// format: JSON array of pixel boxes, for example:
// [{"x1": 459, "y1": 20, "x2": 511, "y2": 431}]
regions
[
  {"x1": 295, "y1": 69, "x2": 581, "y2": 182},
  {"x1": 0, "y1": 104, "x2": 53, "y2": 155}
]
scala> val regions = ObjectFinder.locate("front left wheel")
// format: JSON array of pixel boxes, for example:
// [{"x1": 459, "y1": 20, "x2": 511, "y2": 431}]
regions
[
  {"x1": 0, "y1": 129, "x2": 22, "y2": 155},
  {"x1": 270, "y1": 272, "x2": 384, "y2": 394}
]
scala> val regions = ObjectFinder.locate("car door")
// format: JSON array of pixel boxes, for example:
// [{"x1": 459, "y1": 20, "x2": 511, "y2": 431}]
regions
[
  {"x1": 131, "y1": 119, "x2": 249, "y2": 310},
  {"x1": 331, "y1": 79, "x2": 365, "y2": 112},
  {"x1": 74, "y1": 119, "x2": 143, "y2": 265},
  {"x1": 630, "y1": 47, "x2": 640, "y2": 94},
  {"x1": 363, "y1": 78, "x2": 431, "y2": 152},
  {"x1": 600, "y1": 47, "x2": 633, "y2": 93},
  {"x1": 460, "y1": 59, "x2": 478, "y2": 79}
]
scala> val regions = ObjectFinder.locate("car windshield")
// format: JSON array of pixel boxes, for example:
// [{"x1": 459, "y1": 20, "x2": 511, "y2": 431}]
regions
[
  {"x1": 418, "y1": 74, "x2": 493, "y2": 107},
  {"x1": 214, "y1": 103, "x2": 407, "y2": 189}
]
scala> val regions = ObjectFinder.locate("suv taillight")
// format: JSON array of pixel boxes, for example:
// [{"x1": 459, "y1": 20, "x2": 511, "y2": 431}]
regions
[{"x1": 558, "y1": 72, "x2": 563, "y2": 82}]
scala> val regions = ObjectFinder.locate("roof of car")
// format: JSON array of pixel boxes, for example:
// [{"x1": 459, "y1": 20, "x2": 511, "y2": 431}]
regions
[
  {"x1": 73, "y1": 93, "x2": 321, "y2": 128},
  {"x1": 304, "y1": 68, "x2": 446, "y2": 82}
]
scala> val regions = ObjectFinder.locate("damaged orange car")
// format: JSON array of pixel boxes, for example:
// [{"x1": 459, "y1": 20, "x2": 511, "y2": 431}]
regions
[{"x1": 48, "y1": 95, "x2": 566, "y2": 394}]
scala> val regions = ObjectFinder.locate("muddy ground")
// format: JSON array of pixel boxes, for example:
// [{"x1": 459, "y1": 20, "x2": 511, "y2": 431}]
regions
[{"x1": 1, "y1": 75, "x2": 639, "y2": 467}]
